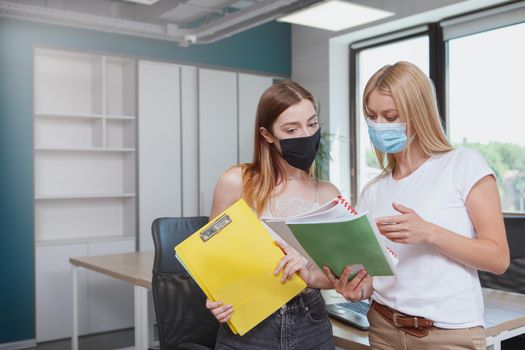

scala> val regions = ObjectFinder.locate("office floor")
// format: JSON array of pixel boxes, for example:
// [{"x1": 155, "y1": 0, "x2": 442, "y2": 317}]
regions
[{"x1": 27, "y1": 329, "x2": 133, "y2": 350}]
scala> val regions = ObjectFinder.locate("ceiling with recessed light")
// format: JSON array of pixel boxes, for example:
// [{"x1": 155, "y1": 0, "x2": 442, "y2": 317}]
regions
[{"x1": 0, "y1": 0, "x2": 394, "y2": 45}]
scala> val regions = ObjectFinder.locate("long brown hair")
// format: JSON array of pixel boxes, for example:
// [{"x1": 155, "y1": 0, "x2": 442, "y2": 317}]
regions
[
  {"x1": 242, "y1": 80, "x2": 316, "y2": 215},
  {"x1": 362, "y1": 61, "x2": 452, "y2": 177}
]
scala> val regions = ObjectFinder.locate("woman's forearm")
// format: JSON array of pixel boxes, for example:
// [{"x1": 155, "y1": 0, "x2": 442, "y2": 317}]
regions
[{"x1": 427, "y1": 224, "x2": 509, "y2": 274}]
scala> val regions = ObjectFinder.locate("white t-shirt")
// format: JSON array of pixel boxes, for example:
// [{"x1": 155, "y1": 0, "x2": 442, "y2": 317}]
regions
[{"x1": 357, "y1": 147, "x2": 494, "y2": 329}]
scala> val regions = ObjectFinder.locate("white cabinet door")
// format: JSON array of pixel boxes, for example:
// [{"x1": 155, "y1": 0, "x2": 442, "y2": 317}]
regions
[
  {"x1": 180, "y1": 66, "x2": 199, "y2": 217},
  {"x1": 198, "y1": 69, "x2": 238, "y2": 216},
  {"x1": 138, "y1": 61, "x2": 182, "y2": 251},
  {"x1": 87, "y1": 239, "x2": 135, "y2": 333},
  {"x1": 36, "y1": 243, "x2": 89, "y2": 342},
  {"x1": 238, "y1": 74, "x2": 274, "y2": 164}
]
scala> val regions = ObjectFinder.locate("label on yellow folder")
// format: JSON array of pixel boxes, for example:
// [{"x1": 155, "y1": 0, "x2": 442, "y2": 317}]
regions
[{"x1": 175, "y1": 199, "x2": 307, "y2": 336}]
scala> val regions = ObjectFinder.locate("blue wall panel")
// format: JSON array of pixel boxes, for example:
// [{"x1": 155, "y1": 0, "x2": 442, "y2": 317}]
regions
[{"x1": 0, "y1": 17, "x2": 290, "y2": 344}]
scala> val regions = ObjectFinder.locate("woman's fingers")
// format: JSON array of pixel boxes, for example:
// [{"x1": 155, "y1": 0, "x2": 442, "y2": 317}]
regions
[
  {"x1": 274, "y1": 240, "x2": 289, "y2": 254},
  {"x1": 211, "y1": 304, "x2": 232, "y2": 317},
  {"x1": 383, "y1": 231, "x2": 409, "y2": 242},
  {"x1": 206, "y1": 298, "x2": 221, "y2": 309},
  {"x1": 337, "y1": 269, "x2": 369, "y2": 301},
  {"x1": 282, "y1": 260, "x2": 304, "y2": 282},
  {"x1": 352, "y1": 270, "x2": 368, "y2": 286},
  {"x1": 336, "y1": 266, "x2": 354, "y2": 288},
  {"x1": 376, "y1": 215, "x2": 402, "y2": 225},
  {"x1": 322, "y1": 266, "x2": 337, "y2": 285},
  {"x1": 274, "y1": 254, "x2": 292, "y2": 275},
  {"x1": 323, "y1": 266, "x2": 370, "y2": 301},
  {"x1": 282, "y1": 261, "x2": 294, "y2": 281},
  {"x1": 216, "y1": 306, "x2": 234, "y2": 323},
  {"x1": 274, "y1": 241, "x2": 300, "y2": 276},
  {"x1": 352, "y1": 271, "x2": 370, "y2": 296},
  {"x1": 206, "y1": 298, "x2": 233, "y2": 322},
  {"x1": 378, "y1": 223, "x2": 405, "y2": 233},
  {"x1": 275, "y1": 241, "x2": 307, "y2": 282},
  {"x1": 352, "y1": 274, "x2": 373, "y2": 300},
  {"x1": 354, "y1": 276, "x2": 368, "y2": 292},
  {"x1": 281, "y1": 253, "x2": 306, "y2": 282}
]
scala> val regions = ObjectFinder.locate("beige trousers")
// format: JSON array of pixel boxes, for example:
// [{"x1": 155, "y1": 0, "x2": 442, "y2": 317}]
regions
[{"x1": 368, "y1": 305, "x2": 486, "y2": 350}]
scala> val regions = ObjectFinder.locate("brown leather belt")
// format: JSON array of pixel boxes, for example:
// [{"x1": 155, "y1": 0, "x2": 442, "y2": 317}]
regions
[{"x1": 372, "y1": 301, "x2": 434, "y2": 338}]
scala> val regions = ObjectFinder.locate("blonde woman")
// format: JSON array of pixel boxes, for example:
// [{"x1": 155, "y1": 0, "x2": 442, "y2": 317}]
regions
[
  {"x1": 330, "y1": 62, "x2": 509, "y2": 350},
  {"x1": 206, "y1": 81, "x2": 340, "y2": 350}
]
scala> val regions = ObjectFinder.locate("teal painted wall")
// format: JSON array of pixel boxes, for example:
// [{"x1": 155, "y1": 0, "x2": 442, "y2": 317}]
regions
[{"x1": 0, "y1": 17, "x2": 290, "y2": 344}]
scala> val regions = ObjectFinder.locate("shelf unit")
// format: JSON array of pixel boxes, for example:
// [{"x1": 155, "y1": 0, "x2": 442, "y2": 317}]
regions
[
  {"x1": 33, "y1": 48, "x2": 136, "y2": 243},
  {"x1": 33, "y1": 48, "x2": 137, "y2": 341}
]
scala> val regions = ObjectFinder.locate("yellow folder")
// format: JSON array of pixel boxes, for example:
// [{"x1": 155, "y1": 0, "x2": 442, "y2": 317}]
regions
[{"x1": 174, "y1": 198, "x2": 307, "y2": 336}]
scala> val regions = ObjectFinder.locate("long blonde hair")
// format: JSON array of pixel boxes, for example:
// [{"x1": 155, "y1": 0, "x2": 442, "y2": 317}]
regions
[
  {"x1": 243, "y1": 81, "x2": 317, "y2": 215},
  {"x1": 362, "y1": 61, "x2": 452, "y2": 176}
]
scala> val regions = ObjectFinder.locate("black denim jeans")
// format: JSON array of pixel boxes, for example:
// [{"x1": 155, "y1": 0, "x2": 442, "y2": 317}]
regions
[{"x1": 215, "y1": 288, "x2": 335, "y2": 350}]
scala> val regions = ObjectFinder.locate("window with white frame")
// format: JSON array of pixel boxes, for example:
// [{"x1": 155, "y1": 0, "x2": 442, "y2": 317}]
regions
[
  {"x1": 447, "y1": 20, "x2": 525, "y2": 213},
  {"x1": 350, "y1": 2, "x2": 525, "y2": 213}
]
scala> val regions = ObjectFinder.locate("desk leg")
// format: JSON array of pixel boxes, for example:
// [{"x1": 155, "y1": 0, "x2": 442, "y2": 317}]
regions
[
  {"x1": 134, "y1": 286, "x2": 149, "y2": 350},
  {"x1": 71, "y1": 265, "x2": 78, "y2": 350},
  {"x1": 485, "y1": 341, "x2": 500, "y2": 350},
  {"x1": 148, "y1": 294, "x2": 156, "y2": 348}
]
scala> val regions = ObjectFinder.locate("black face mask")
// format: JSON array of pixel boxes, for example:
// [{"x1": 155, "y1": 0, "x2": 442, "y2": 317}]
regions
[{"x1": 277, "y1": 128, "x2": 321, "y2": 171}]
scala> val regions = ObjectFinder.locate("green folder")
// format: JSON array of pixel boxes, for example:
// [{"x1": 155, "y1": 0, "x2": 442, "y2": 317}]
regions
[{"x1": 286, "y1": 212, "x2": 396, "y2": 279}]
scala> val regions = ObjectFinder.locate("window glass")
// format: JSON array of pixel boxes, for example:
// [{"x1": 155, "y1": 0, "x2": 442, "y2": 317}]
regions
[{"x1": 448, "y1": 22, "x2": 525, "y2": 212}]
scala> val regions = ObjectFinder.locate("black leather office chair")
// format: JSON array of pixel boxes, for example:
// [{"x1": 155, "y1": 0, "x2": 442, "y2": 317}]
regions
[
  {"x1": 478, "y1": 216, "x2": 525, "y2": 350},
  {"x1": 151, "y1": 217, "x2": 219, "y2": 350},
  {"x1": 479, "y1": 215, "x2": 525, "y2": 294}
]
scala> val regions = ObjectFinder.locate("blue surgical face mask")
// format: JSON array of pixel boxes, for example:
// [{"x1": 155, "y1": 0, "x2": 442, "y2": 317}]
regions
[{"x1": 367, "y1": 119, "x2": 408, "y2": 153}]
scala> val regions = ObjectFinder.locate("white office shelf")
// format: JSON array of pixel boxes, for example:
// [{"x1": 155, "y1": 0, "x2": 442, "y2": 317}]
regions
[
  {"x1": 34, "y1": 47, "x2": 137, "y2": 244},
  {"x1": 35, "y1": 112, "x2": 135, "y2": 121},
  {"x1": 34, "y1": 48, "x2": 139, "y2": 342},
  {"x1": 34, "y1": 147, "x2": 136, "y2": 152},
  {"x1": 35, "y1": 147, "x2": 135, "y2": 152},
  {"x1": 35, "y1": 112, "x2": 104, "y2": 120},
  {"x1": 35, "y1": 193, "x2": 135, "y2": 200},
  {"x1": 35, "y1": 234, "x2": 136, "y2": 247},
  {"x1": 105, "y1": 114, "x2": 135, "y2": 120}
]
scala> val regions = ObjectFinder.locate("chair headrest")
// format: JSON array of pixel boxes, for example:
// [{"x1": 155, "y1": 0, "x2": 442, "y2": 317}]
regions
[{"x1": 151, "y1": 216, "x2": 209, "y2": 274}]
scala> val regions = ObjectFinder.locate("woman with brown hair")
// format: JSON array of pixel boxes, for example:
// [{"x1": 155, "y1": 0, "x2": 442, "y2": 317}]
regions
[
  {"x1": 329, "y1": 61, "x2": 510, "y2": 349},
  {"x1": 206, "y1": 80, "x2": 340, "y2": 349}
]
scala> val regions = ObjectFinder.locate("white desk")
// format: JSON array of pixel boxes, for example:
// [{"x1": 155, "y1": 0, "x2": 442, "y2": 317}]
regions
[
  {"x1": 483, "y1": 288, "x2": 525, "y2": 350},
  {"x1": 330, "y1": 288, "x2": 525, "y2": 350},
  {"x1": 70, "y1": 252, "x2": 154, "y2": 350},
  {"x1": 70, "y1": 252, "x2": 525, "y2": 350}
]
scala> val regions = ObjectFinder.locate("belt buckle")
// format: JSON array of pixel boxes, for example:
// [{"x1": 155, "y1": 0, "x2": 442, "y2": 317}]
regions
[{"x1": 392, "y1": 312, "x2": 402, "y2": 327}]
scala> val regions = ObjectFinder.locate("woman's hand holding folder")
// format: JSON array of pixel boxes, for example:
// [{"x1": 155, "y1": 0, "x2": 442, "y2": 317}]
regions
[
  {"x1": 206, "y1": 239, "x2": 313, "y2": 324},
  {"x1": 274, "y1": 240, "x2": 311, "y2": 283},
  {"x1": 206, "y1": 299, "x2": 233, "y2": 324},
  {"x1": 275, "y1": 240, "x2": 335, "y2": 289}
]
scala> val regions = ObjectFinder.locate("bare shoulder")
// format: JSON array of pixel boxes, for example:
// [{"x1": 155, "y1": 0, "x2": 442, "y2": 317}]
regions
[
  {"x1": 210, "y1": 165, "x2": 244, "y2": 218},
  {"x1": 218, "y1": 165, "x2": 243, "y2": 189},
  {"x1": 317, "y1": 180, "x2": 340, "y2": 203}
]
